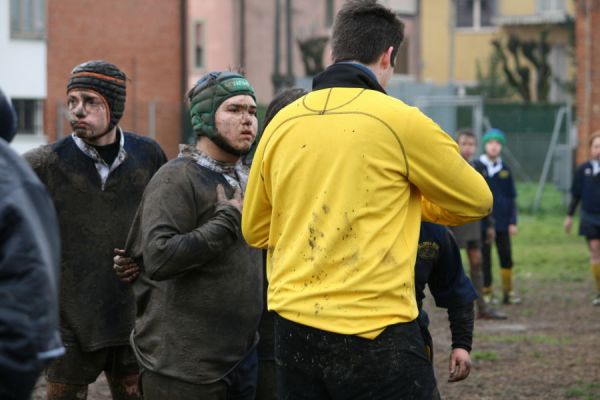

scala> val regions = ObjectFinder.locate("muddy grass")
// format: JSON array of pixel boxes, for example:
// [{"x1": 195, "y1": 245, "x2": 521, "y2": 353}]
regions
[
  {"x1": 431, "y1": 279, "x2": 600, "y2": 400},
  {"x1": 32, "y1": 277, "x2": 599, "y2": 399}
]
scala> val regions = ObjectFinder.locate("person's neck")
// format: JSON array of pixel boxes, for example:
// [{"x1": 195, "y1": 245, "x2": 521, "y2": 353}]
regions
[
  {"x1": 83, "y1": 127, "x2": 118, "y2": 147},
  {"x1": 342, "y1": 60, "x2": 387, "y2": 88},
  {"x1": 197, "y1": 137, "x2": 240, "y2": 164}
]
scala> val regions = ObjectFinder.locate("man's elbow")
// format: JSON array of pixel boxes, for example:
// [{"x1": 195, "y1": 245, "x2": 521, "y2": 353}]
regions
[{"x1": 474, "y1": 187, "x2": 493, "y2": 217}]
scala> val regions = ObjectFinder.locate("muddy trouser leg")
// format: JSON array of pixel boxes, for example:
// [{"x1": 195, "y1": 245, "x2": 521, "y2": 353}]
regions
[
  {"x1": 274, "y1": 314, "x2": 437, "y2": 400},
  {"x1": 104, "y1": 345, "x2": 141, "y2": 400},
  {"x1": 481, "y1": 236, "x2": 493, "y2": 289},
  {"x1": 467, "y1": 245, "x2": 488, "y2": 315},
  {"x1": 471, "y1": 260, "x2": 489, "y2": 315},
  {"x1": 46, "y1": 382, "x2": 88, "y2": 400}
]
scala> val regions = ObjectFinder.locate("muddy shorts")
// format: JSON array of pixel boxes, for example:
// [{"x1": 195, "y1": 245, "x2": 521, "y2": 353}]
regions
[
  {"x1": 450, "y1": 221, "x2": 481, "y2": 249},
  {"x1": 46, "y1": 344, "x2": 139, "y2": 385}
]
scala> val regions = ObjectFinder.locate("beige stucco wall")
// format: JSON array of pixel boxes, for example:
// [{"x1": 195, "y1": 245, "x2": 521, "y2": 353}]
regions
[
  {"x1": 420, "y1": 0, "x2": 575, "y2": 86},
  {"x1": 420, "y1": 0, "x2": 451, "y2": 83},
  {"x1": 499, "y1": 0, "x2": 536, "y2": 16}
]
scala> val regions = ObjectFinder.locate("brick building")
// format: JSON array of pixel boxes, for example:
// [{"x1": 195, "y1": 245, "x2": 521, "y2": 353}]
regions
[
  {"x1": 46, "y1": 0, "x2": 185, "y2": 158},
  {"x1": 576, "y1": 0, "x2": 600, "y2": 163}
]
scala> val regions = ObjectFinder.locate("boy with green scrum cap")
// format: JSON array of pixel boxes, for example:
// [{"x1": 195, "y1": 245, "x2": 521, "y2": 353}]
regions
[{"x1": 123, "y1": 71, "x2": 262, "y2": 399}]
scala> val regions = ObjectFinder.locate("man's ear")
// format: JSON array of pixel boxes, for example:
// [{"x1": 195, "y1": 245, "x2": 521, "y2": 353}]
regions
[{"x1": 380, "y1": 46, "x2": 394, "y2": 70}]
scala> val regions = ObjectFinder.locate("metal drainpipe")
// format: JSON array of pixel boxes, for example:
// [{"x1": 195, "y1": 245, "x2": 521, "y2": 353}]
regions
[
  {"x1": 181, "y1": 0, "x2": 189, "y2": 144},
  {"x1": 583, "y1": 0, "x2": 592, "y2": 162},
  {"x1": 240, "y1": 0, "x2": 246, "y2": 70},
  {"x1": 285, "y1": 0, "x2": 294, "y2": 87},
  {"x1": 273, "y1": 0, "x2": 282, "y2": 94},
  {"x1": 448, "y1": 0, "x2": 456, "y2": 87}
]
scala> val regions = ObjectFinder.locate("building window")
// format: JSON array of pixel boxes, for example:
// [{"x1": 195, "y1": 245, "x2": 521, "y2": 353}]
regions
[
  {"x1": 456, "y1": 0, "x2": 495, "y2": 29},
  {"x1": 12, "y1": 99, "x2": 43, "y2": 135},
  {"x1": 193, "y1": 21, "x2": 205, "y2": 69},
  {"x1": 537, "y1": 0, "x2": 565, "y2": 13},
  {"x1": 10, "y1": 0, "x2": 46, "y2": 39}
]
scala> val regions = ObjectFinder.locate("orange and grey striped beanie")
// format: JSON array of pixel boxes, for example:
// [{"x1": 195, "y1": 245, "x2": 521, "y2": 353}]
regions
[{"x1": 67, "y1": 60, "x2": 127, "y2": 131}]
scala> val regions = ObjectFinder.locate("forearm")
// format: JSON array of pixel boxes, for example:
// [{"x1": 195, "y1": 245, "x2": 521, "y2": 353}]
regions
[
  {"x1": 447, "y1": 302, "x2": 474, "y2": 352},
  {"x1": 567, "y1": 196, "x2": 580, "y2": 216},
  {"x1": 145, "y1": 204, "x2": 241, "y2": 280}
]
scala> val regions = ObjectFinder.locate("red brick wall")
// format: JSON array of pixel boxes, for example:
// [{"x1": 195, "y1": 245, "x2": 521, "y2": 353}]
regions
[
  {"x1": 576, "y1": 0, "x2": 600, "y2": 163},
  {"x1": 46, "y1": 0, "x2": 184, "y2": 158}
]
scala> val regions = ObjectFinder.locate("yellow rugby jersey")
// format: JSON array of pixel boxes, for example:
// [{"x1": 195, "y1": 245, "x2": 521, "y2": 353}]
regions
[{"x1": 242, "y1": 87, "x2": 492, "y2": 338}]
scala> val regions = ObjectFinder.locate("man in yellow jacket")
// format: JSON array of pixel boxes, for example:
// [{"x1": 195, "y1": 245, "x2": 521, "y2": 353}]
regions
[{"x1": 242, "y1": 1, "x2": 492, "y2": 398}]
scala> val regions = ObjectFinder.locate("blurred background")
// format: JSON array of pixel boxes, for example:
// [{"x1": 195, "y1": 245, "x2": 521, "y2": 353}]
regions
[{"x1": 2, "y1": 0, "x2": 593, "y2": 212}]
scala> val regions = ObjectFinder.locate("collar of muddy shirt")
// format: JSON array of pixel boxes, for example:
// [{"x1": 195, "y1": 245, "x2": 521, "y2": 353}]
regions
[{"x1": 90, "y1": 130, "x2": 121, "y2": 166}]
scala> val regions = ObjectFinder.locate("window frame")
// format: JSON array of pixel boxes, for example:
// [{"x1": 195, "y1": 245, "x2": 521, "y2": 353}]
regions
[
  {"x1": 537, "y1": 0, "x2": 566, "y2": 14},
  {"x1": 10, "y1": 0, "x2": 46, "y2": 40},
  {"x1": 191, "y1": 19, "x2": 207, "y2": 72},
  {"x1": 11, "y1": 98, "x2": 44, "y2": 136},
  {"x1": 455, "y1": 0, "x2": 497, "y2": 32}
]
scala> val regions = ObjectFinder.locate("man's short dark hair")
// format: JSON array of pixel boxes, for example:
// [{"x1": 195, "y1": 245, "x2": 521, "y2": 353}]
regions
[{"x1": 331, "y1": 0, "x2": 405, "y2": 66}]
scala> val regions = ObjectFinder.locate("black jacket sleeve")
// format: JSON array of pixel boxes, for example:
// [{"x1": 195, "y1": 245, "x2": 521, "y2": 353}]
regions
[
  {"x1": 447, "y1": 302, "x2": 475, "y2": 352},
  {"x1": 0, "y1": 142, "x2": 63, "y2": 399}
]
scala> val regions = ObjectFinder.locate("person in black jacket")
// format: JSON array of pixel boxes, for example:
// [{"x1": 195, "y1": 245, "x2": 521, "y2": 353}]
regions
[
  {"x1": 0, "y1": 88, "x2": 63, "y2": 399},
  {"x1": 564, "y1": 133, "x2": 600, "y2": 305},
  {"x1": 25, "y1": 61, "x2": 166, "y2": 399},
  {"x1": 415, "y1": 222, "x2": 477, "y2": 393}
]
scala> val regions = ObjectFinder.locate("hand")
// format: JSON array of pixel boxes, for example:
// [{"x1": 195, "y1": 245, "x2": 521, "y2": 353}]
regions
[
  {"x1": 448, "y1": 348, "x2": 471, "y2": 382},
  {"x1": 564, "y1": 216, "x2": 573, "y2": 234},
  {"x1": 485, "y1": 227, "x2": 496, "y2": 244},
  {"x1": 508, "y1": 224, "x2": 518, "y2": 236},
  {"x1": 216, "y1": 184, "x2": 243, "y2": 212},
  {"x1": 113, "y1": 248, "x2": 140, "y2": 283}
]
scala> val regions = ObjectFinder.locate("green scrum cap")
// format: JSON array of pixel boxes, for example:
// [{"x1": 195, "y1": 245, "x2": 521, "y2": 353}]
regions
[
  {"x1": 188, "y1": 71, "x2": 256, "y2": 139},
  {"x1": 482, "y1": 128, "x2": 506, "y2": 146}
]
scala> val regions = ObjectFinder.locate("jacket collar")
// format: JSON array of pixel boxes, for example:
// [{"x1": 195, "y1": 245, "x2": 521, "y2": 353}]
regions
[{"x1": 312, "y1": 62, "x2": 387, "y2": 94}]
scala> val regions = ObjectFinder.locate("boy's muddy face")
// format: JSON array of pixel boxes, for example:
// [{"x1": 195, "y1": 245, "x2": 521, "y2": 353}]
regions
[{"x1": 485, "y1": 140, "x2": 502, "y2": 160}]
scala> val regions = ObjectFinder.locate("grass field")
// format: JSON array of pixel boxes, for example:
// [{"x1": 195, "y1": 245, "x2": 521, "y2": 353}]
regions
[{"x1": 431, "y1": 182, "x2": 600, "y2": 400}]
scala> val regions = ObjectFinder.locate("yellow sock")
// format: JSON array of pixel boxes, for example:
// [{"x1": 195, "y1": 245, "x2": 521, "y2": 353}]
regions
[
  {"x1": 592, "y1": 263, "x2": 600, "y2": 292},
  {"x1": 501, "y1": 268, "x2": 512, "y2": 294},
  {"x1": 483, "y1": 286, "x2": 493, "y2": 295}
]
